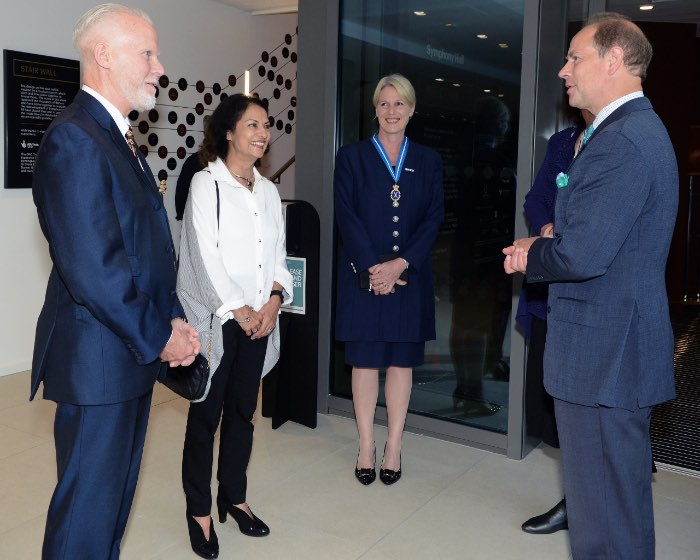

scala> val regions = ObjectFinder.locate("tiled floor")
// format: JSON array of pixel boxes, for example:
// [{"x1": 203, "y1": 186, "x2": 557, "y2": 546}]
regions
[{"x1": 0, "y1": 371, "x2": 698, "y2": 559}]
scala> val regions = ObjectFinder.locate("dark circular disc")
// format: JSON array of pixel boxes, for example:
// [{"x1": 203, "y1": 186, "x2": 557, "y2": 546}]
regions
[
  {"x1": 252, "y1": 92, "x2": 260, "y2": 99},
  {"x1": 220, "y1": 92, "x2": 228, "y2": 101},
  {"x1": 282, "y1": 47, "x2": 289, "y2": 58},
  {"x1": 154, "y1": 87, "x2": 160, "y2": 98},
  {"x1": 268, "y1": 116, "x2": 275, "y2": 127},
  {"x1": 159, "y1": 75, "x2": 169, "y2": 88},
  {"x1": 158, "y1": 169, "x2": 168, "y2": 181},
  {"x1": 177, "y1": 124, "x2": 187, "y2": 137},
  {"x1": 273, "y1": 88, "x2": 281, "y2": 100},
  {"x1": 186, "y1": 113, "x2": 195, "y2": 126},
  {"x1": 291, "y1": 52, "x2": 297, "y2": 63},
  {"x1": 276, "y1": 75, "x2": 283, "y2": 85},
  {"x1": 288, "y1": 110, "x2": 295, "y2": 121},
  {"x1": 138, "y1": 120, "x2": 149, "y2": 134},
  {"x1": 167, "y1": 111, "x2": 178, "y2": 124},
  {"x1": 262, "y1": 51, "x2": 269, "y2": 62},
  {"x1": 285, "y1": 79, "x2": 292, "y2": 90},
  {"x1": 186, "y1": 136, "x2": 195, "y2": 148},
  {"x1": 212, "y1": 83, "x2": 221, "y2": 95},
  {"x1": 138, "y1": 145, "x2": 148, "y2": 157},
  {"x1": 271, "y1": 56, "x2": 278, "y2": 68},
  {"x1": 276, "y1": 121, "x2": 283, "y2": 131},
  {"x1": 195, "y1": 103, "x2": 204, "y2": 115},
  {"x1": 148, "y1": 109, "x2": 159, "y2": 122},
  {"x1": 258, "y1": 65, "x2": 266, "y2": 77},
  {"x1": 168, "y1": 88, "x2": 178, "y2": 101},
  {"x1": 261, "y1": 97, "x2": 269, "y2": 109},
  {"x1": 177, "y1": 147, "x2": 187, "y2": 159},
  {"x1": 167, "y1": 157, "x2": 177, "y2": 170},
  {"x1": 285, "y1": 34, "x2": 292, "y2": 45},
  {"x1": 291, "y1": 96, "x2": 297, "y2": 107},
  {"x1": 267, "y1": 70, "x2": 274, "y2": 81},
  {"x1": 158, "y1": 146, "x2": 168, "y2": 158},
  {"x1": 128, "y1": 110, "x2": 139, "y2": 121},
  {"x1": 228, "y1": 74, "x2": 237, "y2": 87},
  {"x1": 196, "y1": 80, "x2": 205, "y2": 93},
  {"x1": 148, "y1": 133, "x2": 159, "y2": 146},
  {"x1": 204, "y1": 92, "x2": 213, "y2": 105},
  {"x1": 285, "y1": 123, "x2": 292, "y2": 134},
  {"x1": 178, "y1": 77, "x2": 188, "y2": 91}
]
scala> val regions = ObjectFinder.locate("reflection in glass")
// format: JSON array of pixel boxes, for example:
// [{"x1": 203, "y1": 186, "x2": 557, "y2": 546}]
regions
[{"x1": 333, "y1": 0, "x2": 525, "y2": 433}]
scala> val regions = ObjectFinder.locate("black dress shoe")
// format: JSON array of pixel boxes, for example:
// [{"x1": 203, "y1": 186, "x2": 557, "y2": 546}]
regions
[
  {"x1": 355, "y1": 447, "x2": 376, "y2": 485},
  {"x1": 521, "y1": 498, "x2": 568, "y2": 534},
  {"x1": 186, "y1": 514, "x2": 219, "y2": 559},
  {"x1": 216, "y1": 492, "x2": 270, "y2": 537},
  {"x1": 379, "y1": 444, "x2": 401, "y2": 485}
]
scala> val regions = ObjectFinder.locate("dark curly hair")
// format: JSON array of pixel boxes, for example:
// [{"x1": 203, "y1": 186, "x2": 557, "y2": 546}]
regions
[{"x1": 198, "y1": 94, "x2": 268, "y2": 165}]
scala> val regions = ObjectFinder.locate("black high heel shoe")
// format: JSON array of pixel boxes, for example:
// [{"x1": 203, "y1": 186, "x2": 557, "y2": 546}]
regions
[
  {"x1": 186, "y1": 514, "x2": 219, "y2": 559},
  {"x1": 379, "y1": 444, "x2": 402, "y2": 485},
  {"x1": 355, "y1": 446, "x2": 376, "y2": 485},
  {"x1": 216, "y1": 491, "x2": 270, "y2": 537}
]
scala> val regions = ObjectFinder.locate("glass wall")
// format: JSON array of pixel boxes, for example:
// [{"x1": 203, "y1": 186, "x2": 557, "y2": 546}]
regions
[{"x1": 332, "y1": 0, "x2": 525, "y2": 433}]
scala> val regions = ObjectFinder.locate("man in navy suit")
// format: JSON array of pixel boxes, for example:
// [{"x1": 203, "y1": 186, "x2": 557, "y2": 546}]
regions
[
  {"x1": 504, "y1": 13, "x2": 677, "y2": 559},
  {"x1": 31, "y1": 4, "x2": 200, "y2": 558}
]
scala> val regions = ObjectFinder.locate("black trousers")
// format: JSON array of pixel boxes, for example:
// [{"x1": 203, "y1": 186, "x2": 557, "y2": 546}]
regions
[{"x1": 182, "y1": 320, "x2": 268, "y2": 515}]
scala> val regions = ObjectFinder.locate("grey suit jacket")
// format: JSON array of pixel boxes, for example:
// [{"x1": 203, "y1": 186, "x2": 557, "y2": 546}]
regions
[{"x1": 526, "y1": 97, "x2": 678, "y2": 409}]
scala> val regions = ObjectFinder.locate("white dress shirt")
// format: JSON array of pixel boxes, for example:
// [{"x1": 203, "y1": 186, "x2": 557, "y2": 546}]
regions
[{"x1": 189, "y1": 157, "x2": 293, "y2": 322}]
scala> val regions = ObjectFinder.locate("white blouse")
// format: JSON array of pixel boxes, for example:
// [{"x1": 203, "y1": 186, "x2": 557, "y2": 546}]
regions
[{"x1": 189, "y1": 157, "x2": 293, "y2": 323}]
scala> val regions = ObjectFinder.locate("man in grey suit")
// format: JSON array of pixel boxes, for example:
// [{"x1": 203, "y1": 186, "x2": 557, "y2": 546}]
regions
[{"x1": 503, "y1": 13, "x2": 677, "y2": 559}]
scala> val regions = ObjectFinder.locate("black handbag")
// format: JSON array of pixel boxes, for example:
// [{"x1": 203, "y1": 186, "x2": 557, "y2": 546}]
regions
[{"x1": 162, "y1": 315, "x2": 213, "y2": 401}]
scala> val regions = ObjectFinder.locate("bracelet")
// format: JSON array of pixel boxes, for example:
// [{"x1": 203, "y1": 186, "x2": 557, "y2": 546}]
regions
[
  {"x1": 270, "y1": 289, "x2": 284, "y2": 302},
  {"x1": 233, "y1": 316, "x2": 251, "y2": 323}
]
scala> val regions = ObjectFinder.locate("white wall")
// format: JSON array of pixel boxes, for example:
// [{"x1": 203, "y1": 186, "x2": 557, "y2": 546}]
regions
[{"x1": 0, "y1": 0, "x2": 297, "y2": 376}]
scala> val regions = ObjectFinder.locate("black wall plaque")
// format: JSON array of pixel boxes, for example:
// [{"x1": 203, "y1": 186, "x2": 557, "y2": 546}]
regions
[{"x1": 3, "y1": 49, "x2": 80, "y2": 189}]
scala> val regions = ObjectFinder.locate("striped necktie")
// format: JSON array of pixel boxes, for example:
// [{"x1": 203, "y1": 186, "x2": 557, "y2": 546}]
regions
[{"x1": 125, "y1": 126, "x2": 139, "y2": 158}]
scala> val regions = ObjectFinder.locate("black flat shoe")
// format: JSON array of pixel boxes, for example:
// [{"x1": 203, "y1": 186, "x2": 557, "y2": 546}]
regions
[
  {"x1": 355, "y1": 447, "x2": 376, "y2": 485},
  {"x1": 379, "y1": 444, "x2": 401, "y2": 485},
  {"x1": 216, "y1": 492, "x2": 270, "y2": 537},
  {"x1": 521, "y1": 498, "x2": 568, "y2": 534},
  {"x1": 186, "y1": 514, "x2": 219, "y2": 559}
]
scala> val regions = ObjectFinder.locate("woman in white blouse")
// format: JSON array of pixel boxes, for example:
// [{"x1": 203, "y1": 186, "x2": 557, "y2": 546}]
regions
[{"x1": 177, "y1": 94, "x2": 292, "y2": 560}]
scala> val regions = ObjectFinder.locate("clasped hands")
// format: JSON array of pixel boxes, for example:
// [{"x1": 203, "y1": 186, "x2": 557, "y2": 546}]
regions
[
  {"x1": 160, "y1": 317, "x2": 201, "y2": 367},
  {"x1": 502, "y1": 223, "x2": 553, "y2": 275},
  {"x1": 368, "y1": 258, "x2": 407, "y2": 296},
  {"x1": 232, "y1": 298, "x2": 281, "y2": 339}
]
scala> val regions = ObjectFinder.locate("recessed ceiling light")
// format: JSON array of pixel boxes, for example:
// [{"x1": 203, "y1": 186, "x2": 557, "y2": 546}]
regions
[
  {"x1": 498, "y1": 43, "x2": 509, "y2": 48},
  {"x1": 639, "y1": 4, "x2": 654, "y2": 10},
  {"x1": 452, "y1": 83, "x2": 461, "y2": 87},
  {"x1": 444, "y1": 23, "x2": 454, "y2": 28},
  {"x1": 477, "y1": 34, "x2": 488, "y2": 39},
  {"x1": 414, "y1": 11, "x2": 427, "y2": 16},
  {"x1": 483, "y1": 89, "x2": 491, "y2": 93},
  {"x1": 435, "y1": 77, "x2": 445, "y2": 82},
  {"x1": 498, "y1": 93, "x2": 505, "y2": 98}
]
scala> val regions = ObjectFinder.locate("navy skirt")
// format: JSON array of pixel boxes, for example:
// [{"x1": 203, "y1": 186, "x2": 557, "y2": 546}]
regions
[{"x1": 345, "y1": 341, "x2": 425, "y2": 368}]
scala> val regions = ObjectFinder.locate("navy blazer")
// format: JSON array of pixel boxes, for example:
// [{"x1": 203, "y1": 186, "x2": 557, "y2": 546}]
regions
[
  {"x1": 31, "y1": 90, "x2": 183, "y2": 405},
  {"x1": 527, "y1": 97, "x2": 678, "y2": 409},
  {"x1": 334, "y1": 138, "x2": 444, "y2": 342}
]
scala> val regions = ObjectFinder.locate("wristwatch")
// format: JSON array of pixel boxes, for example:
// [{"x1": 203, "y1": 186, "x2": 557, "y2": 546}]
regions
[{"x1": 270, "y1": 289, "x2": 284, "y2": 302}]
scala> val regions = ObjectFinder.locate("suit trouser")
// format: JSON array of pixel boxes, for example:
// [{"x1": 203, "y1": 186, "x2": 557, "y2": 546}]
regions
[
  {"x1": 182, "y1": 321, "x2": 267, "y2": 515},
  {"x1": 42, "y1": 391, "x2": 153, "y2": 560},
  {"x1": 554, "y1": 399, "x2": 654, "y2": 560}
]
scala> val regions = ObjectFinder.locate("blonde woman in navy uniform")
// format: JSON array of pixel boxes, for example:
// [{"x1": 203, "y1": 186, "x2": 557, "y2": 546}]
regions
[{"x1": 334, "y1": 74, "x2": 444, "y2": 485}]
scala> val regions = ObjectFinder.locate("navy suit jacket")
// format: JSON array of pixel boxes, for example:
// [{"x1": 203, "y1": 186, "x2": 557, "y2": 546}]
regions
[
  {"x1": 334, "y1": 139, "x2": 444, "y2": 342},
  {"x1": 527, "y1": 97, "x2": 678, "y2": 409},
  {"x1": 31, "y1": 90, "x2": 183, "y2": 405}
]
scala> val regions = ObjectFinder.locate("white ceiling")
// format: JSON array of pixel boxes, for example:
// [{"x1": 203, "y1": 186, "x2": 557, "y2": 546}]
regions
[{"x1": 209, "y1": 0, "x2": 298, "y2": 15}]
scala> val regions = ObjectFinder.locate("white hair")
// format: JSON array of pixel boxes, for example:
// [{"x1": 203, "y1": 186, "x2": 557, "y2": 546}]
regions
[{"x1": 73, "y1": 3, "x2": 152, "y2": 53}]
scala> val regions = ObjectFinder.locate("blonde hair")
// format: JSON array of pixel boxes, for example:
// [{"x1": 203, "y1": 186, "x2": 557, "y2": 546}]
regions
[
  {"x1": 73, "y1": 3, "x2": 152, "y2": 54},
  {"x1": 372, "y1": 74, "x2": 416, "y2": 108}
]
